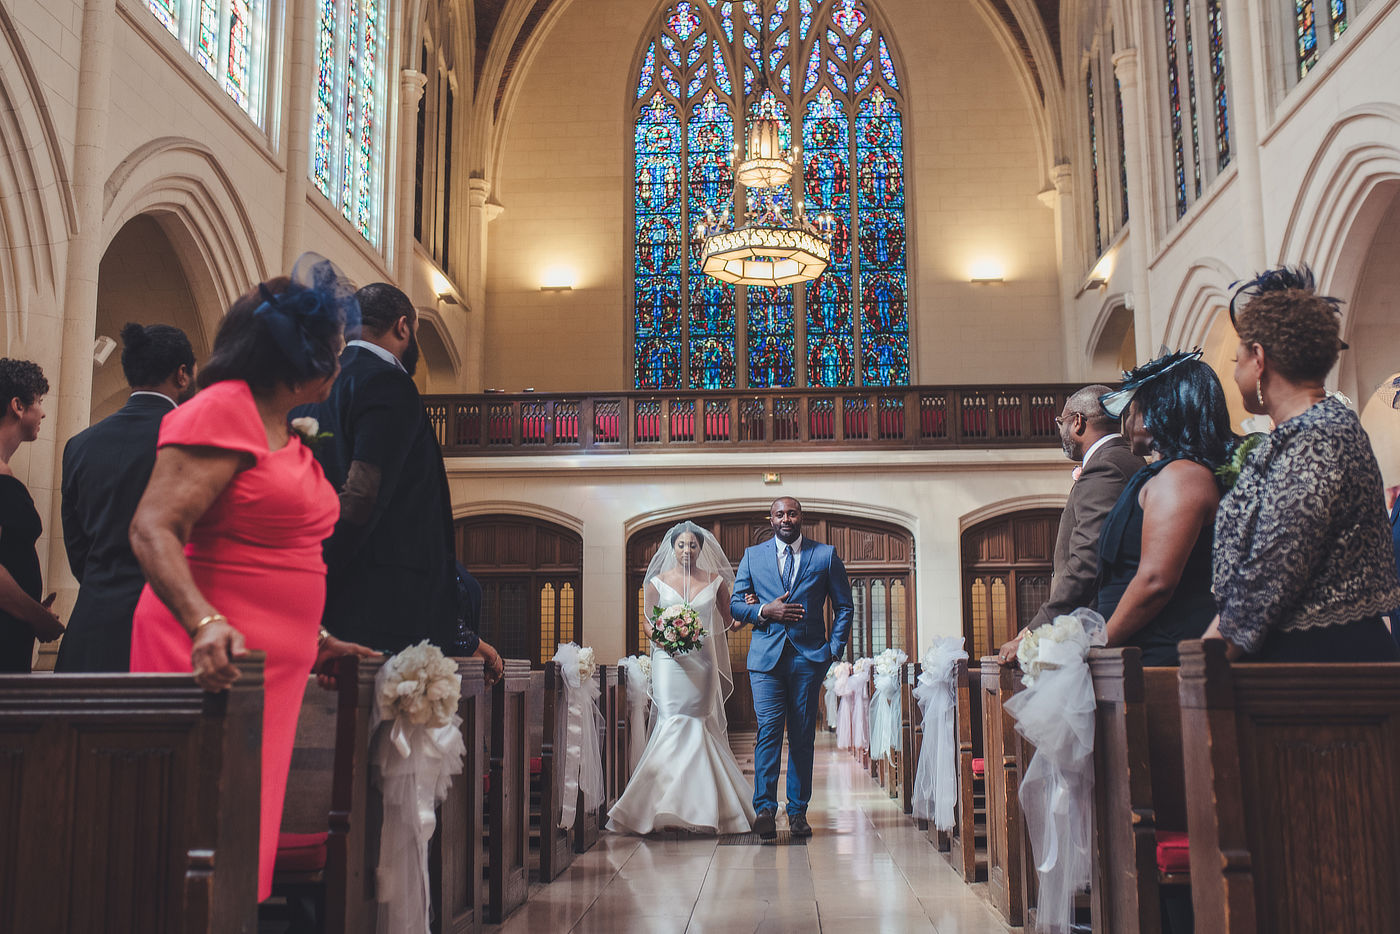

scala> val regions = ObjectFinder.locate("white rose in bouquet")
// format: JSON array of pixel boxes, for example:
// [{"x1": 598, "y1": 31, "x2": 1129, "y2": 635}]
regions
[
  {"x1": 379, "y1": 640, "x2": 461, "y2": 728},
  {"x1": 578, "y1": 645, "x2": 597, "y2": 683}
]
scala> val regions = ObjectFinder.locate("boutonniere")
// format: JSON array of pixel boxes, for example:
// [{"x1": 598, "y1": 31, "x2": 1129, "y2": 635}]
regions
[
  {"x1": 1215, "y1": 433, "x2": 1266, "y2": 489},
  {"x1": 290, "y1": 416, "x2": 333, "y2": 449}
]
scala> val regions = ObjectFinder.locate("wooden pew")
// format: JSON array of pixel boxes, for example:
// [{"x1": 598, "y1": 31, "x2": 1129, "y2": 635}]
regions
[
  {"x1": 0, "y1": 655, "x2": 265, "y2": 934},
  {"x1": 609, "y1": 665, "x2": 631, "y2": 805},
  {"x1": 901, "y1": 661, "x2": 921, "y2": 818},
  {"x1": 981, "y1": 656, "x2": 1026, "y2": 927},
  {"x1": 433, "y1": 657, "x2": 490, "y2": 934},
  {"x1": 485, "y1": 659, "x2": 531, "y2": 923},
  {"x1": 1088, "y1": 647, "x2": 1191, "y2": 934},
  {"x1": 1178, "y1": 639, "x2": 1400, "y2": 934},
  {"x1": 535, "y1": 661, "x2": 574, "y2": 883},
  {"x1": 276, "y1": 656, "x2": 380, "y2": 934},
  {"x1": 943, "y1": 659, "x2": 986, "y2": 883}
]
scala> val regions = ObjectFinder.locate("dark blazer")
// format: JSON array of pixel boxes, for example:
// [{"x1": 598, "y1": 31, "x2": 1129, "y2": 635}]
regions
[
  {"x1": 730, "y1": 538, "x2": 854, "y2": 672},
  {"x1": 1027, "y1": 435, "x2": 1145, "y2": 630},
  {"x1": 1389, "y1": 500, "x2": 1400, "y2": 637},
  {"x1": 57, "y1": 392, "x2": 176, "y2": 671},
  {"x1": 296, "y1": 345, "x2": 457, "y2": 653}
]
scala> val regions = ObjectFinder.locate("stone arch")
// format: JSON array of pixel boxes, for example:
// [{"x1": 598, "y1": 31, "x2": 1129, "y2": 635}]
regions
[
  {"x1": 1359, "y1": 371, "x2": 1400, "y2": 489},
  {"x1": 0, "y1": 4, "x2": 78, "y2": 349},
  {"x1": 1160, "y1": 258, "x2": 1236, "y2": 352},
  {"x1": 1332, "y1": 178, "x2": 1400, "y2": 405},
  {"x1": 1084, "y1": 294, "x2": 1135, "y2": 379},
  {"x1": 103, "y1": 137, "x2": 267, "y2": 337},
  {"x1": 412, "y1": 305, "x2": 463, "y2": 393}
]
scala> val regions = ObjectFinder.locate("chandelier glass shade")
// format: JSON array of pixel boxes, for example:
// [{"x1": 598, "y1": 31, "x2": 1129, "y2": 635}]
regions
[{"x1": 693, "y1": 97, "x2": 834, "y2": 288}]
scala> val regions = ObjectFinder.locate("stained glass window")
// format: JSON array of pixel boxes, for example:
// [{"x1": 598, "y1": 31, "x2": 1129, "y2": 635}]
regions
[
  {"x1": 312, "y1": 0, "x2": 387, "y2": 244},
  {"x1": 1206, "y1": 0, "x2": 1229, "y2": 171},
  {"x1": 1295, "y1": 0, "x2": 1348, "y2": 79},
  {"x1": 1087, "y1": 67, "x2": 1102, "y2": 258},
  {"x1": 1182, "y1": 0, "x2": 1202, "y2": 199},
  {"x1": 142, "y1": 0, "x2": 267, "y2": 120},
  {"x1": 1115, "y1": 76, "x2": 1129, "y2": 226},
  {"x1": 633, "y1": 0, "x2": 909, "y2": 389},
  {"x1": 1164, "y1": 0, "x2": 1189, "y2": 219}
]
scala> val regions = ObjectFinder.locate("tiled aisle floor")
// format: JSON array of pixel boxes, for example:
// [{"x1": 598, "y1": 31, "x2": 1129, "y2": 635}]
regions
[{"x1": 491, "y1": 731, "x2": 1014, "y2": 933}]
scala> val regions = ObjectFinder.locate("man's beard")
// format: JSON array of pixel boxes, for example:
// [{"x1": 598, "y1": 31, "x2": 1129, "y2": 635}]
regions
[
  {"x1": 401, "y1": 332, "x2": 420, "y2": 376},
  {"x1": 176, "y1": 381, "x2": 199, "y2": 404},
  {"x1": 774, "y1": 525, "x2": 801, "y2": 543}
]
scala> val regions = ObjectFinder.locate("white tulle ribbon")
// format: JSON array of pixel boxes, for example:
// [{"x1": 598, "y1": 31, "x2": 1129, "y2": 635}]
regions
[
  {"x1": 868, "y1": 650, "x2": 908, "y2": 762},
  {"x1": 823, "y1": 669, "x2": 839, "y2": 730},
  {"x1": 833, "y1": 668, "x2": 855, "y2": 749},
  {"x1": 848, "y1": 666, "x2": 872, "y2": 752},
  {"x1": 1003, "y1": 609, "x2": 1105, "y2": 934},
  {"x1": 554, "y1": 643, "x2": 605, "y2": 830},
  {"x1": 616, "y1": 655, "x2": 652, "y2": 773},
  {"x1": 371, "y1": 668, "x2": 466, "y2": 934},
  {"x1": 911, "y1": 637, "x2": 969, "y2": 831}
]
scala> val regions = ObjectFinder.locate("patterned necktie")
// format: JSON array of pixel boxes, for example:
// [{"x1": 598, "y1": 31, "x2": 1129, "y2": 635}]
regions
[{"x1": 780, "y1": 544, "x2": 794, "y2": 593}]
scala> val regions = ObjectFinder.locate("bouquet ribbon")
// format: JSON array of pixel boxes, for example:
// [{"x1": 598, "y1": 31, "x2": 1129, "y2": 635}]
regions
[
  {"x1": 553, "y1": 643, "x2": 605, "y2": 830},
  {"x1": 910, "y1": 637, "x2": 968, "y2": 832},
  {"x1": 371, "y1": 666, "x2": 466, "y2": 934}
]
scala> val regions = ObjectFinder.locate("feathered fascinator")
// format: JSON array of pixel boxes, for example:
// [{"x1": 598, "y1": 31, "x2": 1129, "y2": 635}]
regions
[
  {"x1": 1099, "y1": 348, "x2": 1204, "y2": 418},
  {"x1": 253, "y1": 252, "x2": 360, "y2": 380},
  {"x1": 1228, "y1": 264, "x2": 1348, "y2": 349}
]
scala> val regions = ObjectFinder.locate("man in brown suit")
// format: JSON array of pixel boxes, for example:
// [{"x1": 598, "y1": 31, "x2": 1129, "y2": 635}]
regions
[{"x1": 999, "y1": 384, "x2": 1145, "y2": 662}]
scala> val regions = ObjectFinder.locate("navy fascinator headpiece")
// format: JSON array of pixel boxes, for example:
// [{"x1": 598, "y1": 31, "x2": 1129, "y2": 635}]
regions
[
  {"x1": 1228, "y1": 264, "x2": 1348, "y2": 349},
  {"x1": 1099, "y1": 348, "x2": 1204, "y2": 418},
  {"x1": 253, "y1": 252, "x2": 360, "y2": 380}
]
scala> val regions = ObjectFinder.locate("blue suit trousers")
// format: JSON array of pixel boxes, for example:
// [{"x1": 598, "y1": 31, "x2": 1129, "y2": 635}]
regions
[{"x1": 749, "y1": 639, "x2": 827, "y2": 816}]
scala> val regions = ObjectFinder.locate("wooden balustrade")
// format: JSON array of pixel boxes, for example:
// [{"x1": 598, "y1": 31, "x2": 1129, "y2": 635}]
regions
[{"x1": 424, "y1": 384, "x2": 1082, "y2": 455}]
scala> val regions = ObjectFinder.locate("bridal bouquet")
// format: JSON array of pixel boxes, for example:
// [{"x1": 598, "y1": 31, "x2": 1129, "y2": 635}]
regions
[
  {"x1": 649, "y1": 603, "x2": 708, "y2": 655},
  {"x1": 377, "y1": 640, "x2": 461, "y2": 728}
]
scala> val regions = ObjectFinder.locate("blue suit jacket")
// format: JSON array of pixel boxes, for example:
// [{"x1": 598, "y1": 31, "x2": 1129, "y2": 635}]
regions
[{"x1": 730, "y1": 538, "x2": 854, "y2": 672}]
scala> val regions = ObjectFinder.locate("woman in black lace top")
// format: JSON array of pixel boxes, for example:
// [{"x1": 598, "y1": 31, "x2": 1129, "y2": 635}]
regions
[{"x1": 1207, "y1": 266, "x2": 1400, "y2": 661}]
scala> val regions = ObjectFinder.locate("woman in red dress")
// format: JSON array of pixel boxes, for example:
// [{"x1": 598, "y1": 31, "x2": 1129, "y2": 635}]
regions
[{"x1": 130, "y1": 256, "x2": 375, "y2": 901}]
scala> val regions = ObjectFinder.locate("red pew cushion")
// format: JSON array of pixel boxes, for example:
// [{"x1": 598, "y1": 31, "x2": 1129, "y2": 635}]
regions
[
  {"x1": 972, "y1": 757, "x2": 985, "y2": 777},
  {"x1": 484, "y1": 757, "x2": 543, "y2": 794},
  {"x1": 275, "y1": 831, "x2": 328, "y2": 874},
  {"x1": 1156, "y1": 831, "x2": 1190, "y2": 874}
]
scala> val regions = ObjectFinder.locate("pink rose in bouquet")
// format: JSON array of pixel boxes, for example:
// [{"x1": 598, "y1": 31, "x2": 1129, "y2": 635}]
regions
[{"x1": 649, "y1": 603, "x2": 708, "y2": 655}]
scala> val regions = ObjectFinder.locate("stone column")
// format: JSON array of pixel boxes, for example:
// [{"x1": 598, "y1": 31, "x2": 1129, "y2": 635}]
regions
[
  {"x1": 46, "y1": 0, "x2": 117, "y2": 615},
  {"x1": 397, "y1": 70, "x2": 428, "y2": 283},
  {"x1": 1220, "y1": 0, "x2": 1268, "y2": 270},
  {"x1": 281, "y1": 0, "x2": 314, "y2": 267},
  {"x1": 1113, "y1": 48, "x2": 1156, "y2": 365},
  {"x1": 1047, "y1": 162, "x2": 1080, "y2": 378},
  {"x1": 464, "y1": 177, "x2": 498, "y2": 390}
]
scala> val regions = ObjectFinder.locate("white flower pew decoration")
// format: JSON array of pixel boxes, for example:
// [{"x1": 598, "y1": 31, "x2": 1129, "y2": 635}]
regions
[
  {"x1": 371, "y1": 640, "x2": 466, "y2": 934},
  {"x1": 615, "y1": 653, "x2": 653, "y2": 772},
  {"x1": 830, "y1": 661, "x2": 855, "y2": 749},
  {"x1": 822, "y1": 661, "x2": 841, "y2": 731},
  {"x1": 848, "y1": 657, "x2": 874, "y2": 752},
  {"x1": 868, "y1": 648, "x2": 909, "y2": 763},
  {"x1": 910, "y1": 636, "x2": 969, "y2": 831},
  {"x1": 552, "y1": 642, "x2": 605, "y2": 829},
  {"x1": 1004, "y1": 608, "x2": 1106, "y2": 934}
]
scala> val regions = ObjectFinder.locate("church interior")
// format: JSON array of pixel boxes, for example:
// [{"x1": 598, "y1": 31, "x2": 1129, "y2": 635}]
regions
[{"x1": 4, "y1": 0, "x2": 1400, "y2": 930}]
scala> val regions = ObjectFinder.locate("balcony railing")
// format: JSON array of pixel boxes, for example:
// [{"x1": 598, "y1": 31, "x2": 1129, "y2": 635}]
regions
[{"x1": 425, "y1": 385, "x2": 1081, "y2": 455}]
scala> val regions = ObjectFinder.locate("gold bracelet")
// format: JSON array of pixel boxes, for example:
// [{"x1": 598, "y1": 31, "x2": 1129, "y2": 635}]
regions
[{"x1": 192, "y1": 613, "x2": 227, "y2": 636}]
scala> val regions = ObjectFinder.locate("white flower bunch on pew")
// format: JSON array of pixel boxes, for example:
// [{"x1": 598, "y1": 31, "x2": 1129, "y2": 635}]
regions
[
  {"x1": 577, "y1": 645, "x2": 597, "y2": 683},
  {"x1": 1016, "y1": 613, "x2": 1099, "y2": 688},
  {"x1": 377, "y1": 640, "x2": 461, "y2": 728}
]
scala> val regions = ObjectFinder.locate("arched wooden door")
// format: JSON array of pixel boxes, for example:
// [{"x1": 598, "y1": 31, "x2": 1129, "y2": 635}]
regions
[
  {"x1": 456, "y1": 516, "x2": 582, "y2": 667},
  {"x1": 627, "y1": 512, "x2": 914, "y2": 730},
  {"x1": 960, "y1": 509, "x2": 1059, "y2": 660}
]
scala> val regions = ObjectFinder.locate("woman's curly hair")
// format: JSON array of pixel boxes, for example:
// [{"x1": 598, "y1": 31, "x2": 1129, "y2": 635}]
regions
[{"x1": 1230, "y1": 265, "x2": 1345, "y2": 384}]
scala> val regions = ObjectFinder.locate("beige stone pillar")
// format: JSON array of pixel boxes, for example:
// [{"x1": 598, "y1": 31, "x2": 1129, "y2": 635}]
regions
[
  {"x1": 1048, "y1": 162, "x2": 1081, "y2": 378},
  {"x1": 1220, "y1": 0, "x2": 1268, "y2": 270},
  {"x1": 1113, "y1": 48, "x2": 1155, "y2": 365},
  {"x1": 463, "y1": 177, "x2": 497, "y2": 390},
  {"x1": 396, "y1": 70, "x2": 428, "y2": 283},
  {"x1": 45, "y1": 0, "x2": 117, "y2": 623},
  {"x1": 282, "y1": 0, "x2": 314, "y2": 267}
]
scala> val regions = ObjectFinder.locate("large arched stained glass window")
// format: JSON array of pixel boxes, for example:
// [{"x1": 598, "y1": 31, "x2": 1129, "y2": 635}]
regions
[
  {"x1": 312, "y1": 0, "x2": 388, "y2": 243},
  {"x1": 145, "y1": 0, "x2": 270, "y2": 122},
  {"x1": 631, "y1": 0, "x2": 909, "y2": 389}
]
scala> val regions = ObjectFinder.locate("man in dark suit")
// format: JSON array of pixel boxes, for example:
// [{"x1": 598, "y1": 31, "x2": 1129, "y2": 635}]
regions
[
  {"x1": 57, "y1": 323, "x2": 195, "y2": 671},
  {"x1": 300, "y1": 283, "x2": 501, "y2": 680},
  {"x1": 1387, "y1": 488, "x2": 1399, "y2": 646},
  {"x1": 731, "y1": 497, "x2": 854, "y2": 839},
  {"x1": 999, "y1": 384, "x2": 1144, "y2": 662}
]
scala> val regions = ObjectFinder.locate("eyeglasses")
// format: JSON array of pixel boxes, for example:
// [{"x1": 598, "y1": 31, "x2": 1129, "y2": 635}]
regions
[{"x1": 1054, "y1": 412, "x2": 1082, "y2": 427}]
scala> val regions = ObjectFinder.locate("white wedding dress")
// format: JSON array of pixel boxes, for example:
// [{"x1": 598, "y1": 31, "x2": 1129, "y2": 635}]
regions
[{"x1": 607, "y1": 576, "x2": 756, "y2": 835}]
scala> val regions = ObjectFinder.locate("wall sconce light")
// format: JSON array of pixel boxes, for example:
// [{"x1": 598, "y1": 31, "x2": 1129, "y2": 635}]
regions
[
  {"x1": 969, "y1": 259, "x2": 1005, "y2": 284},
  {"x1": 93, "y1": 335, "x2": 117, "y2": 365},
  {"x1": 1079, "y1": 252, "x2": 1115, "y2": 295},
  {"x1": 1083, "y1": 276, "x2": 1107, "y2": 291},
  {"x1": 437, "y1": 292, "x2": 460, "y2": 305},
  {"x1": 540, "y1": 266, "x2": 575, "y2": 292}
]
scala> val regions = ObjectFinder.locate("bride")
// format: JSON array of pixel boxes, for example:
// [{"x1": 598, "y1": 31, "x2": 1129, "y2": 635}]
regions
[{"x1": 607, "y1": 521, "x2": 756, "y2": 835}]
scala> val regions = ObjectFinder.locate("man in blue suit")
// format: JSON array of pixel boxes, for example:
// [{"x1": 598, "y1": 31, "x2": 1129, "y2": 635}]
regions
[{"x1": 731, "y1": 497, "x2": 853, "y2": 838}]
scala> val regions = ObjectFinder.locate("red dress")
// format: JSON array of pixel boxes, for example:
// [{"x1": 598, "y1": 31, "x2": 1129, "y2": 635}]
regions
[{"x1": 130, "y1": 380, "x2": 340, "y2": 901}]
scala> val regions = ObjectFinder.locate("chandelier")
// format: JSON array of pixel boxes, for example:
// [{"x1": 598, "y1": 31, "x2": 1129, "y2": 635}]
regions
[{"x1": 693, "y1": 99, "x2": 836, "y2": 287}]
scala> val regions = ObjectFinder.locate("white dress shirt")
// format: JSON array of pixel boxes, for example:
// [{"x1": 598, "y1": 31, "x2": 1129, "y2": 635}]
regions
[
  {"x1": 128, "y1": 390, "x2": 178, "y2": 409},
  {"x1": 1080, "y1": 432, "x2": 1121, "y2": 471}
]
